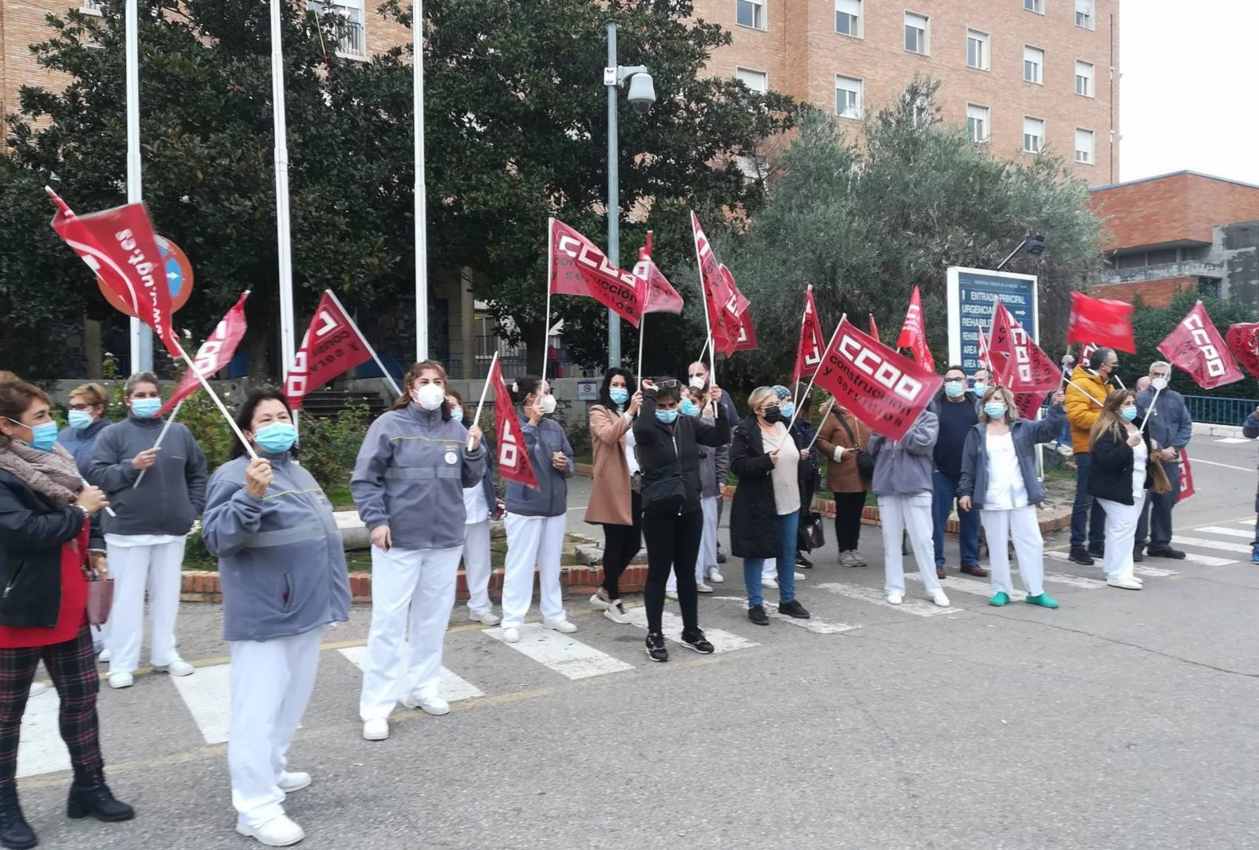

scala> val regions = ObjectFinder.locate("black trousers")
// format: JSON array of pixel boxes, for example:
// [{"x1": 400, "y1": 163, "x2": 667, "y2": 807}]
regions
[
  {"x1": 833, "y1": 491, "x2": 866, "y2": 552},
  {"x1": 600, "y1": 491, "x2": 643, "y2": 599},
  {"x1": 642, "y1": 508, "x2": 704, "y2": 636}
]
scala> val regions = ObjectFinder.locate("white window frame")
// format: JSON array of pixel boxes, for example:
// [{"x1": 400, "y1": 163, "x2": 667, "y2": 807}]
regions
[
  {"x1": 737, "y1": 0, "x2": 767, "y2": 31},
  {"x1": 1075, "y1": 128, "x2": 1095, "y2": 164},
  {"x1": 966, "y1": 29, "x2": 990, "y2": 71},
  {"x1": 1075, "y1": 60, "x2": 1094, "y2": 97},
  {"x1": 1023, "y1": 45, "x2": 1044, "y2": 85},
  {"x1": 1023, "y1": 117, "x2": 1045, "y2": 154},
  {"x1": 1075, "y1": 0, "x2": 1095, "y2": 30},
  {"x1": 835, "y1": 75, "x2": 863, "y2": 120},
  {"x1": 735, "y1": 67, "x2": 769, "y2": 95},
  {"x1": 967, "y1": 103, "x2": 990, "y2": 143},
  {"x1": 80, "y1": 0, "x2": 103, "y2": 15},
  {"x1": 1024, "y1": 0, "x2": 1045, "y2": 14},
  {"x1": 309, "y1": 0, "x2": 368, "y2": 60},
  {"x1": 904, "y1": 12, "x2": 929, "y2": 56},
  {"x1": 835, "y1": 0, "x2": 862, "y2": 38}
]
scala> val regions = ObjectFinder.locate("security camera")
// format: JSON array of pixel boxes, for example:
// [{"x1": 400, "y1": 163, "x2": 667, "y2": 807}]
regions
[{"x1": 627, "y1": 72, "x2": 656, "y2": 114}]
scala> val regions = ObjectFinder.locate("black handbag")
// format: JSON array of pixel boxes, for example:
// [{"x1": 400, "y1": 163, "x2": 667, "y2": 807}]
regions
[
  {"x1": 834, "y1": 411, "x2": 875, "y2": 484},
  {"x1": 641, "y1": 468, "x2": 686, "y2": 516},
  {"x1": 798, "y1": 511, "x2": 825, "y2": 552}
]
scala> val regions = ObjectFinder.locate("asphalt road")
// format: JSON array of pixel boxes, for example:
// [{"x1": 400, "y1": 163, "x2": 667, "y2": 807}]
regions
[{"x1": 16, "y1": 434, "x2": 1259, "y2": 850}]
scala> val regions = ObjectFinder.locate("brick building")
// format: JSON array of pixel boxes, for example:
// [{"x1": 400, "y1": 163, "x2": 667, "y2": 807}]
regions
[{"x1": 1089, "y1": 171, "x2": 1259, "y2": 311}]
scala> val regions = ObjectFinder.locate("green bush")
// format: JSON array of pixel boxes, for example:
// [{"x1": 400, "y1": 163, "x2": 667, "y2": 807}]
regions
[{"x1": 297, "y1": 403, "x2": 372, "y2": 494}]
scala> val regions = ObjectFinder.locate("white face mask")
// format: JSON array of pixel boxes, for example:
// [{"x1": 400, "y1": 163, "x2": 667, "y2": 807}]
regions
[
  {"x1": 412, "y1": 383, "x2": 445, "y2": 411},
  {"x1": 1151, "y1": 376, "x2": 1168, "y2": 391},
  {"x1": 688, "y1": 375, "x2": 706, "y2": 391},
  {"x1": 540, "y1": 394, "x2": 557, "y2": 416}
]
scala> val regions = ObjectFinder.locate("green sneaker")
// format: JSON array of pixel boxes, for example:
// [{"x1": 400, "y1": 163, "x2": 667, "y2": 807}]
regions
[
  {"x1": 989, "y1": 591, "x2": 1009, "y2": 607},
  {"x1": 1025, "y1": 593, "x2": 1059, "y2": 609}
]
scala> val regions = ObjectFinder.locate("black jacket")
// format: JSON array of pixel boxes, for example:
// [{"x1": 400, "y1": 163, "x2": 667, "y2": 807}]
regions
[
  {"x1": 1088, "y1": 427, "x2": 1153, "y2": 506},
  {"x1": 633, "y1": 390, "x2": 730, "y2": 516},
  {"x1": 730, "y1": 415, "x2": 790, "y2": 559},
  {"x1": 789, "y1": 419, "x2": 821, "y2": 507},
  {"x1": 0, "y1": 470, "x2": 86, "y2": 629}
]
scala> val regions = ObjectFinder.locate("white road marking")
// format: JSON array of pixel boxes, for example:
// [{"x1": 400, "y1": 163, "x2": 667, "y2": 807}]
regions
[
  {"x1": 1044, "y1": 550, "x2": 1180, "y2": 576},
  {"x1": 485, "y1": 624, "x2": 633, "y2": 680},
  {"x1": 172, "y1": 663, "x2": 233, "y2": 745},
  {"x1": 17, "y1": 687, "x2": 69, "y2": 778},
  {"x1": 1215, "y1": 437, "x2": 1249, "y2": 444},
  {"x1": 1171, "y1": 535, "x2": 1253, "y2": 555},
  {"x1": 623, "y1": 606, "x2": 759, "y2": 653},
  {"x1": 712, "y1": 597, "x2": 860, "y2": 634},
  {"x1": 338, "y1": 647, "x2": 485, "y2": 701},
  {"x1": 816, "y1": 582, "x2": 960, "y2": 617},
  {"x1": 1194, "y1": 525, "x2": 1256, "y2": 539},
  {"x1": 1187, "y1": 458, "x2": 1253, "y2": 473}
]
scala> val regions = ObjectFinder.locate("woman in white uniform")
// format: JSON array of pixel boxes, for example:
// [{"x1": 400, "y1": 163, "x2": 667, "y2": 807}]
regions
[
  {"x1": 446, "y1": 389, "x2": 500, "y2": 626},
  {"x1": 1088, "y1": 390, "x2": 1152, "y2": 591}
]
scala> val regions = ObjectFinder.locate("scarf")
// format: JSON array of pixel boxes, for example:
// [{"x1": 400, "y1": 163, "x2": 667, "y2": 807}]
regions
[{"x1": 0, "y1": 441, "x2": 83, "y2": 507}]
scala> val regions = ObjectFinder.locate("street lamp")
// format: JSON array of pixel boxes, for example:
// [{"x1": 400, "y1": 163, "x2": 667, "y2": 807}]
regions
[
  {"x1": 996, "y1": 232, "x2": 1046, "y2": 270},
  {"x1": 604, "y1": 22, "x2": 655, "y2": 369}
]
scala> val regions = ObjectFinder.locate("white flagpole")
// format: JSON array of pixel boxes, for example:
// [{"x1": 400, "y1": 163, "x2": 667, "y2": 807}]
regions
[
  {"x1": 269, "y1": 0, "x2": 297, "y2": 394},
  {"x1": 414, "y1": 0, "x2": 429, "y2": 361},
  {"x1": 691, "y1": 213, "x2": 716, "y2": 379},
  {"x1": 1138, "y1": 384, "x2": 1162, "y2": 433},
  {"x1": 786, "y1": 317, "x2": 844, "y2": 434},
  {"x1": 697, "y1": 337, "x2": 709, "y2": 366},
  {"x1": 542, "y1": 219, "x2": 554, "y2": 387},
  {"x1": 132, "y1": 399, "x2": 184, "y2": 488},
  {"x1": 174, "y1": 341, "x2": 259, "y2": 461},
  {"x1": 804, "y1": 397, "x2": 836, "y2": 453},
  {"x1": 468, "y1": 351, "x2": 499, "y2": 451},
  {"x1": 124, "y1": 0, "x2": 152, "y2": 372},
  {"x1": 325, "y1": 289, "x2": 403, "y2": 397},
  {"x1": 636, "y1": 312, "x2": 647, "y2": 382}
]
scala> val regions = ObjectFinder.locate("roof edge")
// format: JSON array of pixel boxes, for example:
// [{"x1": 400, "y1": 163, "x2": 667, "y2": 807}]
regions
[{"x1": 1089, "y1": 170, "x2": 1259, "y2": 194}]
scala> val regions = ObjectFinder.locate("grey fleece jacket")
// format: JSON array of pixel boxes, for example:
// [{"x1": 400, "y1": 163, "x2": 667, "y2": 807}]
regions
[
  {"x1": 867, "y1": 410, "x2": 939, "y2": 497},
  {"x1": 505, "y1": 414, "x2": 573, "y2": 518},
  {"x1": 201, "y1": 452, "x2": 351, "y2": 642},
  {"x1": 351, "y1": 404, "x2": 486, "y2": 551},
  {"x1": 89, "y1": 415, "x2": 208, "y2": 536}
]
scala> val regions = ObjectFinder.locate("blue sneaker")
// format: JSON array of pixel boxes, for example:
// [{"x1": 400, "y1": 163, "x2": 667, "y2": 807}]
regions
[{"x1": 1252, "y1": 546, "x2": 1259, "y2": 565}]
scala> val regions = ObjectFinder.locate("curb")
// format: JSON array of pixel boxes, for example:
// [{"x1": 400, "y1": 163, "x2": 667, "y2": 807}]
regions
[{"x1": 1192, "y1": 422, "x2": 1245, "y2": 439}]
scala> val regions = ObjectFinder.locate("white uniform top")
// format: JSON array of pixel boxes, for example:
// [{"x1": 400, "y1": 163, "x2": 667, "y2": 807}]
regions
[
  {"x1": 462, "y1": 485, "x2": 489, "y2": 526},
  {"x1": 621, "y1": 412, "x2": 640, "y2": 477},
  {"x1": 763, "y1": 423, "x2": 801, "y2": 516},
  {"x1": 1130, "y1": 438, "x2": 1148, "y2": 503},
  {"x1": 105, "y1": 533, "x2": 182, "y2": 547},
  {"x1": 983, "y1": 431, "x2": 1028, "y2": 511}
]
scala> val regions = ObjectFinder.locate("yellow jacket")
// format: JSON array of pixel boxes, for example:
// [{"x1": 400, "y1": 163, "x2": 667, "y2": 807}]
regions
[{"x1": 1064, "y1": 365, "x2": 1110, "y2": 454}]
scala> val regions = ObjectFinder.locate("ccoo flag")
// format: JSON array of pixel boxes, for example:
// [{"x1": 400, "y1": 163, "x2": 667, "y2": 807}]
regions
[
  {"x1": 895, "y1": 286, "x2": 934, "y2": 371},
  {"x1": 160, "y1": 292, "x2": 250, "y2": 415},
  {"x1": 548, "y1": 219, "x2": 641, "y2": 327},
  {"x1": 1156, "y1": 300, "x2": 1244, "y2": 390},
  {"x1": 490, "y1": 360, "x2": 539, "y2": 490},
  {"x1": 285, "y1": 291, "x2": 374, "y2": 409},
  {"x1": 1066, "y1": 291, "x2": 1135, "y2": 353},
  {"x1": 791, "y1": 286, "x2": 825, "y2": 386},
  {"x1": 633, "y1": 232, "x2": 684, "y2": 316}
]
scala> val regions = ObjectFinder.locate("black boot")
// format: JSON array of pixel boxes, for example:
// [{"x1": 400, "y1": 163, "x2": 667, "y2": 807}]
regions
[
  {"x1": 67, "y1": 779, "x2": 134, "y2": 823},
  {"x1": 0, "y1": 785, "x2": 37, "y2": 850}
]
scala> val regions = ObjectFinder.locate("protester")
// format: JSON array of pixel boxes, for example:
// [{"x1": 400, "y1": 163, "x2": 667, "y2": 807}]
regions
[
  {"x1": 635, "y1": 379, "x2": 728, "y2": 660},
  {"x1": 958, "y1": 387, "x2": 1067, "y2": 608},
  {"x1": 666, "y1": 386, "x2": 722, "y2": 598},
  {"x1": 202, "y1": 389, "x2": 351, "y2": 848},
  {"x1": 1244, "y1": 406, "x2": 1259, "y2": 564},
  {"x1": 1088, "y1": 390, "x2": 1151, "y2": 591},
  {"x1": 90, "y1": 372, "x2": 207, "y2": 690},
  {"x1": 447, "y1": 389, "x2": 501, "y2": 626},
  {"x1": 0, "y1": 377, "x2": 133, "y2": 848},
  {"x1": 688, "y1": 361, "x2": 738, "y2": 567},
  {"x1": 1049, "y1": 355, "x2": 1076, "y2": 458},
  {"x1": 969, "y1": 367, "x2": 990, "y2": 404},
  {"x1": 930, "y1": 365, "x2": 985, "y2": 579},
  {"x1": 351, "y1": 361, "x2": 485, "y2": 742},
  {"x1": 778, "y1": 388, "x2": 821, "y2": 570},
  {"x1": 1134, "y1": 362, "x2": 1190, "y2": 561},
  {"x1": 815, "y1": 399, "x2": 871, "y2": 567},
  {"x1": 731, "y1": 387, "x2": 812, "y2": 625},
  {"x1": 868, "y1": 409, "x2": 950, "y2": 607},
  {"x1": 1065, "y1": 347, "x2": 1117, "y2": 565},
  {"x1": 500, "y1": 376, "x2": 575, "y2": 644},
  {"x1": 586, "y1": 369, "x2": 643, "y2": 624}
]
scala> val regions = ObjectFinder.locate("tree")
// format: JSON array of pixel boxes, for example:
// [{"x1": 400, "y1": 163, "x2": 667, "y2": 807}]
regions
[{"x1": 1130, "y1": 290, "x2": 1258, "y2": 401}]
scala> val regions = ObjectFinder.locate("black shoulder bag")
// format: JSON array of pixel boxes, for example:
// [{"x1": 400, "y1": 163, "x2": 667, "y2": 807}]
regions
[{"x1": 834, "y1": 411, "x2": 875, "y2": 484}]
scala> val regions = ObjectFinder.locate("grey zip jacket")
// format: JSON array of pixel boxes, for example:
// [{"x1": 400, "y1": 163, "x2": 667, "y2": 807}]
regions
[
  {"x1": 505, "y1": 414, "x2": 573, "y2": 518},
  {"x1": 351, "y1": 403, "x2": 486, "y2": 550},
  {"x1": 202, "y1": 452, "x2": 351, "y2": 642},
  {"x1": 89, "y1": 415, "x2": 208, "y2": 536},
  {"x1": 867, "y1": 410, "x2": 939, "y2": 497},
  {"x1": 957, "y1": 405, "x2": 1066, "y2": 509}
]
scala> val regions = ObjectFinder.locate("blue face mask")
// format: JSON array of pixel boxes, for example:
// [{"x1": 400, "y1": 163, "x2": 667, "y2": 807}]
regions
[
  {"x1": 1120, "y1": 406, "x2": 1138, "y2": 422},
  {"x1": 944, "y1": 380, "x2": 965, "y2": 399},
  {"x1": 25, "y1": 421, "x2": 59, "y2": 452},
  {"x1": 68, "y1": 410, "x2": 94, "y2": 431},
  {"x1": 972, "y1": 382, "x2": 988, "y2": 398},
  {"x1": 254, "y1": 422, "x2": 298, "y2": 454},
  {"x1": 780, "y1": 402, "x2": 796, "y2": 421},
  {"x1": 130, "y1": 397, "x2": 162, "y2": 418},
  {"x1": 609, "y1": 387, "x2": 629, "y2": 407},
  {"x1": 655, "y1": 407, "x2": 679, "y2": 425},
  {"x1": 680, "y1": 399, "x2": 700, "y2": 418},
  {"x1": 984, "y1": 402, "x2": 1007, "y2": 419}
]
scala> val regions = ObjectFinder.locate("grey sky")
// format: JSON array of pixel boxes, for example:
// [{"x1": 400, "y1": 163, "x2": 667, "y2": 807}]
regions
[{"x1": 1121, "y1": 3, "x2": 1259, "y2": 185}]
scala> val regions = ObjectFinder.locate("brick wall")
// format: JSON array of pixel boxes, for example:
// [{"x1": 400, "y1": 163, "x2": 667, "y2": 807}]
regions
[
  {"x1": 1089, "y1": 275, "x2": 1194, "y2": 308},
  {"x1": 1090, "y1": 172, "x2": 1259, "y2": 252},
  {"x1": 1, "y1": 0, "x2": 80, "y2": 124}
]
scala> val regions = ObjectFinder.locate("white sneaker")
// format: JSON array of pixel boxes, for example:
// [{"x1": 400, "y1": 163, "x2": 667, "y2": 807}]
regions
[
  {"x1": 237, "y1": 814, "x2": 305, "y2": 847},
  {"x1": 1107, "y1": 576, "x2": 1142, "y2": 590},
  {"x1": 930, "y1": 589, "x2": 951, "y2": 607},
  {"x1": 403, "y1": 693, "x2": 450, "y2": 716},
  {"x1": 277, "y1": 771, "x2": 311, "y2": 793},
  {"x1": 665, "y1": 589, "x2": 678, "y2": 600},
  {"x1": 28, "y1": 682, "x2": 48, "y2": 698},
  {"x1": 154, "y1": 658, "x2": 194, "y2": 677},
  {"x1": 108, "y1": 672, "x2": 134, "y2": 689},
  {"x1": 362, "y1": 718, "x2": 389, "y2": 741},
  {"x1": 761, "y1": 576, "x2": 778, "y2": 589},
  {"x1": 502, "y1": 627, "x2": 521, "y2": 643},
  {"x1": 794, "y1": 571, "x2": 806, "y2": 581},
  {"x1": 885, "y1": 591, "x2": 904, "y2": 605},
  {"x1": 696, "y1": 582, "x2": 714, "y2": 593},
  {"x1": 467, "y1": 608, "x2": 501, "y2": 626},
  {"x1": 544, "y1": 618, "x2": 577, "y2": 634},
  {"x1": 707, "y1": 568, "x2": 725, "y2": 584},
  {"x1": 589, "y1": 592, "x2": 612, "y2": 611},
  {"x1": 98, "y1": 648, "x2": 112, "y2": 663},
  {"x1": 603, "y1": 600, "x2": 631, "y2": 625}
]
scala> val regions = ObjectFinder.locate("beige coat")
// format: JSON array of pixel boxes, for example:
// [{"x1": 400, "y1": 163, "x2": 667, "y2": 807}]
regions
[
  {"x1": 585, "y1": 405, "x2": 634, "y2": 525},
  {"x1": 814, "y1": 405, "x2": 871, "y2": 494}
]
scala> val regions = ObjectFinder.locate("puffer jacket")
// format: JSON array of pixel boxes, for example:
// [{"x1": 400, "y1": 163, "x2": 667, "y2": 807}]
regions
[
  {"x1": 505, "y1": 414, "x2": 573, "y2": 518},
  {"x1": 1064, "y1": 365, "x2": 1110, "y2": 454}
]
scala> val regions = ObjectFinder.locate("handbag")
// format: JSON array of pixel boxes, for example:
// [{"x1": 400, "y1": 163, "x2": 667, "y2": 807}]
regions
[
  {"x1": 1147, "y1": 458, "x2": 1172, "y2": 495},
  {"x1": 834, "y1": 412, "x2": 875, "y2": 484},
  {"x1": 83, "y1": 548, "x2": 113, "y2": 626},
  {"x1": 798, "y1": 511, "x2": 825, "y2": 552}
]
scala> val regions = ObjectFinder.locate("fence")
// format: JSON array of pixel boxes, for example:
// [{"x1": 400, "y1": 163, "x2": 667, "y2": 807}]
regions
[{"x1": 1183, "y1": 395, "x2": 1257, "y2": 427}]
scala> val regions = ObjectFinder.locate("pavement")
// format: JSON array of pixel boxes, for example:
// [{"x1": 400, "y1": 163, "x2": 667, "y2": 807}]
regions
[{"x1": 16, "y1": 434, "x2": 1259, "y2": 850}]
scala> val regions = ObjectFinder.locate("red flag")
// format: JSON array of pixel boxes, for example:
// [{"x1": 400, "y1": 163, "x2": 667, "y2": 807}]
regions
[
  {"x1": 48, "y1": 189, "x2": 180, "y2": 357},
  {"x1": 1014, "y1": 392, "x2": 1047, "y2": 421},
  {"x1": 285, "y1": 291, "x2": 373, "y2": 409},
  {"x1": 1156, "y1": 301, "x2": 1244, "y2": 390},
  {"x1": 1178, "y1": 449, "x2": 1195, "y2": 503},
  {"x1": 815, "y1": 317, "x2": 944, "y2": 441},
  {"x1": 489, "y1": 360, "x2": 539, "y2": 490},
  {"x1": 1066, "y1": 291, "x2": 1135, "y2": 353},
  {"x1": 548, "y1": 219, "x2": 641, "y2": 327},
  {"x1": 791, "y1": 286, "x2": 826, "y2": 386},
  {"x1": 633, "y1": 233, "x2": 684, "y2": 316},
  {"x1": 691, "y1": 211, "x2": 735, "y2": 354},
  {"x1": 731, "y1": 307, "x2": 758, "y2": 352},
  {"x1": 159, "y1": 292, "x2": 250, "y2": 415},
  {"x1": 868, "y1": 313, "x2": 880, "y2": 343},
  {"x1": 1225, "y1": 322, "x2": 1259, "y2": 379},
  {"x1": 987, "y1": 300, "x2": 1062, "y2": 394},
  {"x1": 895, "y1": 286, "x2": 935, "y2": 371},
  {"x1": 715, "y1": 264, "x2": 753, "y2": 355}
]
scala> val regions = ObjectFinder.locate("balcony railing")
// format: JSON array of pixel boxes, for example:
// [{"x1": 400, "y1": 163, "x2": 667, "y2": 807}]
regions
[
  {"x1": 1098, "y1": 260, "x2": 1224, "y2": 285},
  {"x1": 336, "y1": 20, "x2": 365, "y2": 59}
]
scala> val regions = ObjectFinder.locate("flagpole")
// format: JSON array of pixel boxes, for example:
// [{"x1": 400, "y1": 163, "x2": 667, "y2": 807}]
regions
[
  {"x1": 697, "y1": 337, "x2": 709, "y2": 367},
  {"x1": 786, "y1": 317, "x2": 844, "y2": 434},
  {"x1": 793, "y1": 284, "x2": 811, "y2": 408},
  {"x1": 691, "y1": 214, "x2": 716, "y2": 379},
  {"x1": 542, "y1": 219, "x2": 554, "y2": 388},
  {"x1": 132, "y1": 399, "x2": 184, "y2": 489},
  {"x1": 124, "y1": 0, "x2": 152, "y2": 373},
  {"x1": 636, "y1": 312, "x2": 646, "y2": 382},
  {"x1": 269, "y1": 0, "x2": 297, "y2": 395},
  {"x1": 325, "y1": 289, "x2": 403, "y2": 397},
  {"x1": 804, "y1": 397, "x2": 836, "y2": 453},
  {"x1": 1138, "y1": 384, "x2": 1162, "y2": 433},
  {"x1": 468, "y1": 351, "x2": 499, "y2": 451},
  {"x1": 413, "y1": 0, "x2": 429, "y2": 361},
  {"x1": 174, "y1": 341, "x2": 259, "y2": 461}
]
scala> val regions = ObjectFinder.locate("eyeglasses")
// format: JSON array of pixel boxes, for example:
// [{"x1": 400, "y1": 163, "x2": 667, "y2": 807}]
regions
[{"x1": 656, "y1": 379, "x2": 680, "y2": 389}]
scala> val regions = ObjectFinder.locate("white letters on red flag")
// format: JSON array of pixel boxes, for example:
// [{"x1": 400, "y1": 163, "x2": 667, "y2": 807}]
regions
[
  {"x1": 285, "y1": 291, "x2": 373, "y2": 409},
  {"x1": 791, "y1": 286, "x2": 825, "y2": 386},
  {"x1": 987, "y1": 300, "x2": 1062, "y2": 394},
  {"x1": 160, "y1": 292, "x2": 250, "y2": 415},
  {"x1": 895, "y1": 286, "x2": 935, "y2": 371},
  {"x1": 47, "y1": 189, "x2": 180, "y2": 357},
  {"x1": 1178, "y1": 450, "x2": 1195, "y2": 503},
  {"x1": 1157, "y1": 300, "x2": 1244, "y2": 390},
  {"x1": 815, "y1": 317, "x2": 944, "y2": 441},
  {"x1": 716, "y1": 264, "x2": 754, "y2": 354},
  {"x1": 633, "y1": 233, "x2": 684, "y2": 316},
  {"x1": 490, "y1": 360, "x2": 539, "y2": 490},
  {"x1": 1066, "y1": 291, "x2": 1135, "y2": 353},
  {"x1": 690, "y1": 212, "x2": 735, "y2": 354},
  {"x1": 548, "y1": 219, "x2": 641, "y2": 327}
]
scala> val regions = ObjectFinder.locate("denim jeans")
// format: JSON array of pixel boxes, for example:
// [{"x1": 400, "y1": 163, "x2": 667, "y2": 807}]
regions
[
  {"x1": 1070, "y1": 453, "x2": 1107, "y2": 549},
  {"x1": 931, "y1": 470, "x2": 979, "y2": 568},
  {"x1": 743, "y1": 510, "x2": 800, "y2": 608}
]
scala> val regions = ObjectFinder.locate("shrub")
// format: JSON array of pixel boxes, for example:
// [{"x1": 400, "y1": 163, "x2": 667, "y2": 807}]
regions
[{"x1": 297, "y1": 402, "x2": 372, "y2": 494}]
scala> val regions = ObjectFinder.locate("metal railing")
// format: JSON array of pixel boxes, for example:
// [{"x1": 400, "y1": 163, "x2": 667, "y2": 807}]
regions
[
  {"x1": 1098, "y1": 260, "x2": 1224, "y2": 285},
  {"x1": 336, "y1": 20, "x2": 365, "y2": 59},
  {"x1": 1183, "y1": 394, "x2": 1258, "y2": 426}
]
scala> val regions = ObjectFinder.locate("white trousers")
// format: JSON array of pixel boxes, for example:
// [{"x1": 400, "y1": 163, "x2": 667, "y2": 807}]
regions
[
  {"x1": 359, "y1": 545, "x2": 461, "y2": 721},
  {"x1": 501, "y1": 513, "x2": 566, "y2": 628},
  {"x1": 878, "y1": 494, "x2": 941, "y2": 595},
  {"x1": 229, "y1": 628, "x2": 324, "y2": 829},
  {"x1": 462, "y1": 520, "x2": 494, "y2": 616},
  {"x1": 1097, "y1": 497, "x2": 1141, "y2": 581},
  {"x1": 105, "y1": 539, "x2": 186, "y2": 674},
  {"x1": 980, "y1": 506, "x2": 1045, "y2": 596},
  {"x1": 667, "y1": 496, "x2": 719, "y2": 592}
]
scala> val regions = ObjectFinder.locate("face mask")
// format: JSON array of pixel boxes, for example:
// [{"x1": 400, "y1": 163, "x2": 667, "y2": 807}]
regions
[
  {"x1": 17, "y1": 421, "x2": 58, "y2": 453},
  {"x1": 655, "y1": 408, "x2": 679, "y2": 425},
  {"x1": 540, "y1": 394, "x2": 557, "y2": 416},
  {"x1": 972, "y1": 382, "x2": 988, "y2": 398},
  {"x1": 688, "y1": 376, "x2": 706, "y2": 391},
  {"x1": 984, "y1": 402, "x2": 1007, "y2": 419},
  {"x1": 944, "y1": 380, "x2": 965, "y2": 399},
  {"x1": 254, "y1": 422, "x2": 298, "y2": 454},
  {"x1": 130, "y1": 397, "x2": 161, "y2": 418},
  {"x1": 609, "y1": 387, "x2": 629, "y2": 406},
  {"x1": 1151, "y1": 377, "x2": 1168, "y2": 392},
  {"x1": 68, "y1": 410, "x2": 94, "y2": 431},
  {"x1": 449, "y1": 406, "x2": 464, "y2": 423},
  {"x1": 680, "y1": 399, "x2": 700, "y2": 418},
  {"x1": 1120, "y1": 406, "x2": 1138, "y2": 422},
  {"x1": 780, "y1": 402, "x2": 796, "y2": 421},
  {"x1": 762, "y1": 406, "x2": 783, "y2": 424},
  {"x1": 412, "y1": 383, "x2": 445, "y2": 411}
]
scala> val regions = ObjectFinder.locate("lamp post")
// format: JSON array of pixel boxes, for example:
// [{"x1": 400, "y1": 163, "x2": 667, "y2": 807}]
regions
[
  {"x1": 604, "y1": 22, "x2": 655, "y2": 369},
  {"x1": 996, "y1": 232, "x2": 1046, "y2": 270}
]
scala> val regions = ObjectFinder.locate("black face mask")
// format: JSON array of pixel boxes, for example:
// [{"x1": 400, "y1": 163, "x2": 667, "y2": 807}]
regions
[{"x1": 763, "y1": 406, "x2": 783, "y2": 424}]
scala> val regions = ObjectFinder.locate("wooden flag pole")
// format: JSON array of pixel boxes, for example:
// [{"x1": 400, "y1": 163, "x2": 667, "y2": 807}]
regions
[{"x1": 468, "y1": 351, "x2": 500, "y2": 451}]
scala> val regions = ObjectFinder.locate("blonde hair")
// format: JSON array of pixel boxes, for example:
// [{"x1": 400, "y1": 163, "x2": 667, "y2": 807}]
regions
[
  {"x1": 747, "y1": 386, "x2": 777, "y2": 415},
  {"x1": 1089, "y1": 389, "x2": 1136, "y2": 449},
  {"x1": 69, "y1": 382, "x2": 108, "y2": 409},
  {"x1": 978, "y1": 386, "x2": 1017, "y2": 423}
]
